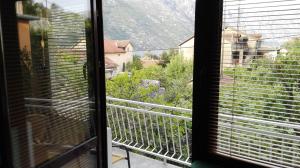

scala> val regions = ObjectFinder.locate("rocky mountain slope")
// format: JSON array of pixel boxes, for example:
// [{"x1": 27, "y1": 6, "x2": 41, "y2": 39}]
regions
[{"x1": 103, "y1": 0, "x2": 196, "y2": 51}]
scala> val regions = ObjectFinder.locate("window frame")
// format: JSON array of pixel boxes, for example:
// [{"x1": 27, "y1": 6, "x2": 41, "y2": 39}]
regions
[
  {"x1": 192, "y1": 0, "x2": 269, "y2": 167},
  {"x1": 0, "y1": 0, "x2": 108, "y2": 168},
  {"x1": 0, "y1": 1, "x2": 25, "y2": 167},
  {"x1": 0, "y1": 1, "x2": 14, "y2": 167}
]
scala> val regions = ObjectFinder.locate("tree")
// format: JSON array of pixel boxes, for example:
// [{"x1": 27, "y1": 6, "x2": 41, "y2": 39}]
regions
[
  {"x1": 219, "y1": 38, "x2": 300, "y2": 155},
  {"x1": 126, "y1": 55, "x2": 143, "y2": 71},
  {"x1": 271, "y1": 39, "x2": 300, "y2": 135},
  {"x1": 158, "y1": 49, "x2": 179, "y2": 67},
  {"x1": 55, "y1": 53, "x2": 88, "y2": 97},
  {"x1": 22, "y1": 0, "x2": 48, "y2": 16},
  {"x1": 163, "y1": 55, "x2": 193, "y2": 108},
  {"x1": 158, "y1": 51, "x2": 170, "y2": 68},
  {"x1": 107, "y1": 54, "x2": 193, "y2": 108},
  {"x1": 106, "y1": 66, "x2": 165, "y2": 102}
]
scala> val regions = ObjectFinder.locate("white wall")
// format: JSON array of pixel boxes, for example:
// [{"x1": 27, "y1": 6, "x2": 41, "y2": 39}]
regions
[
  {"x1": 221, "y1": 40, "x2": 233, "y2": 68},
  {"x1": 179, "y1": 38, "x2": 194, "y2": 60},
  {"x1": 105, "y1": 44, "x2": 133, "y2": 72}
]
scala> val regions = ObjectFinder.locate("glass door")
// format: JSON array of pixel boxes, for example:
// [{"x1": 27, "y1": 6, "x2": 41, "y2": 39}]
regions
[{"x1": 0, "y1": 0, "x2": 104, "y2": 167}]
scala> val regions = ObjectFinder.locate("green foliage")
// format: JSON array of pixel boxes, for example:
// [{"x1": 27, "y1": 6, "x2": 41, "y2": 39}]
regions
[
  {"x1": 158, "y1": 49, "x2": 178, "y2": 67},
  {"x1": 221, "y1": 39, "x2": 300, "y2": 138},
  {"x1": 165, "y1": 55, "x2": 193, "y2": 80},
  {"x1": 283, "y1": 38, "x2": 300, "y2": 56},
  {"x1": 107, "y1": 54, "x2": 193, "y2": 108},
  {"x1": 163, "y1": 55, "x2": 193, "y2": 108},
  {"x1": 23, "y1": 0, "x2": 48, "y2": 16},
  {"x1": 126, "y1": 55, "x2": 143, "y2": 71},
  {"x1": 106, "y1": 66, "x2": 164, "y2": 102},
  {"x1": 55, "y1": 53, "x2": 87, "y2": 97}
]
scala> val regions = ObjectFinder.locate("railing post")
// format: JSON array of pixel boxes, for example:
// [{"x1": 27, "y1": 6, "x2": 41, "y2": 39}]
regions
[{"x1": 163, "y1": 158, "x2": 167, "y2": 166}]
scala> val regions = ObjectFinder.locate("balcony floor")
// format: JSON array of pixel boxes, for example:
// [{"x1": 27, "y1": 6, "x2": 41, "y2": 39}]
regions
[
  {"x1": 112, "y1": 148, "x2": 181, "y2": 168},
  {"x1": 63, "y1": 148, "x2": 181, "y2": 168}
]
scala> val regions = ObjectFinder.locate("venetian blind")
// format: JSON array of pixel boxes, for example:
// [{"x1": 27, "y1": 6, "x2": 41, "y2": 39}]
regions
[
  {"x1": 3, "y1": 1, "x2": 96, "y2": 167},
  {"x1": 216, "y1": 0, "x2": 300, "y2": 167}
]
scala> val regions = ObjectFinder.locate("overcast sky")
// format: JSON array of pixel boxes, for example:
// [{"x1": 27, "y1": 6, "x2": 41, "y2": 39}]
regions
[
  {"x1": 34, "y1": 0, "x2": 89, "y2": 13},
  {"x1": 224, "y1": 0, "x2": 300, "y2": 47}
]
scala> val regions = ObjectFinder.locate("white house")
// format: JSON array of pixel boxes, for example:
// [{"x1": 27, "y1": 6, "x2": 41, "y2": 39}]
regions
[
  {"x1": 104, "y1": 57, "x2": 118, "y2": 78},
  {"x1": 104, "y1": 39, "x2": 133, "y2": 73},
  {"x1": 73, "y1": 39, "x2": 133, "y2": 74},
  {"x1": 178, "y1": 36, "x2": 194, "y2": 60},
  {"x1": 178, "y1": 27, "x2": 263, "y2": 68}
]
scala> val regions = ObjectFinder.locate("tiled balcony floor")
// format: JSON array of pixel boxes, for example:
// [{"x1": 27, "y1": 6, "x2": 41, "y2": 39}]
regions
[
  {"x1": 112, "y1": 148, "x2": 181, "y2": 168},
  {"x1": 63, "y1": 148, "x2": 181, "y2": 168}
]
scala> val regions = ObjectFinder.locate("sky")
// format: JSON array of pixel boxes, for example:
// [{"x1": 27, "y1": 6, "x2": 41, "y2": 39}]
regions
[
  {"x1": 224, "y1": 0, "x2": 300, "y2": 47},
  {"x1": 34, "y1": 0, "x2": 89, "y2": 13}
]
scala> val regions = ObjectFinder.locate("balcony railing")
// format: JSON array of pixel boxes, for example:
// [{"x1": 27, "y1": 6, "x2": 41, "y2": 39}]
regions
[
  {"x1": 106, "y1": 97, "x2": 192, "y2": 166},
  {"x1": 24, "y1": 97, "x2": 192, "y2": 166},
  {"x1": 24, "y1": 97, "x2": 300, "y2": 167}
]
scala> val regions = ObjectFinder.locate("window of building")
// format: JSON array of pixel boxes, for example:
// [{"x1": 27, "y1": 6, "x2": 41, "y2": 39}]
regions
[
  {"x1": 232, "y1": 51, "x2": 240, "y2": 64},
  {"x1": 232, "y1": 51, "x2": 240, "y2": 59}
]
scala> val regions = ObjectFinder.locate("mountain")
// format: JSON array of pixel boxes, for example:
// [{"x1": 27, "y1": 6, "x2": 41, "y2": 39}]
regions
[{"x1": 103, "y1": 0, "x2": 196, "y2": 51}]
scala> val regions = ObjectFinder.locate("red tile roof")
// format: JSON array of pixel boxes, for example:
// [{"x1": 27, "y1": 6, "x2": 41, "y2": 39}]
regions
[
  {"x1": 105, "y1": 57, "x2": 118, "y2": 69},
  {"x1": 116, "y1": 40, "x2": 130, "y2": 48},
  {"x1": 104, "y1": 39, "x2": 130, "y2": 54}
]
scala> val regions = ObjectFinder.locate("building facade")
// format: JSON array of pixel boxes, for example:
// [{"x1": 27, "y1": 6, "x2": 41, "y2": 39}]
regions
[
  {"x1": 179, "y1": 27, "x2": 262, "y2": 68},
  {"x1": 178, "y1": 36, "x2": 194, "y2": 60},
  {"x1": 104, "y1": 39, "x2": 133, "y2": 73}
]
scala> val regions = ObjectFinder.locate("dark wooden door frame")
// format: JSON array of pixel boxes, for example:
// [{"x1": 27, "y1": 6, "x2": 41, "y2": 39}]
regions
[
  {"x1": 91, "y1": 0, "x2": 108, "y2": 167},
  {"x1": 0, "y1": 0, "x2": 30, "y2": 167},
  {"x1": 0, "y1": 1, "x2": 14, "y2": 167},
  {"x1": 0, "y1": 0, "x2": 108, "y2": 168},
  {"x1": 192, "y1": 0, "x2": 223, "y2": 161}
]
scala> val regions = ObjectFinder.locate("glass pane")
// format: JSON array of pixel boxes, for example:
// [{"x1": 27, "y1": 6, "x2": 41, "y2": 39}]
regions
[
  {"x1": 218, "y1": 0, "x2": 300, "y2": 167},
  {"x1": 7, "y1": 0, "x2": 96, "y2": 167},
  {"x1": 102, "y1": 0, "x2": 196, "y2": 167}
]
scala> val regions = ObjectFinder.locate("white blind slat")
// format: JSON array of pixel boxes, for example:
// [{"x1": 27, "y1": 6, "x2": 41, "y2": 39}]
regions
[{"x1": 217, "y1": 0, "x2": 300, "y2": 167}]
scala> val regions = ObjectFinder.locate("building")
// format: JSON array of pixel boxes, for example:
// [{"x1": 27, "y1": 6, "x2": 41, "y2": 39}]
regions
[
  {"x1": 178, "y1": 36, "x2": 194, "y2": 60},
  {"x1": 104, "y1": 39, "x2": 133, "y2": 72},
  {"x1": 105, "y1": 57, "x2": 118, "y2": 78},
  {"x1": 221, "y1": 27, "x2": 262, "y2": 68},
  {"x1": 178, "y1": 27, "x2": 262, "y2": 68},
  {"x1": 16, "y1": 1, "x2": 39, "y2": 71},
  {"x1": 73, "y1": 39, "x2": 133, "y2": 74}
]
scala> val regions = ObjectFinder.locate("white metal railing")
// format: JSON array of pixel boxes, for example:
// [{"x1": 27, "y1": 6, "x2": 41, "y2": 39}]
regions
[
  {"x1": 24, "y1": 97, "x2": 192, "y2": 166},
  {"x1": 106, "y1": 97, "x2": 192, "y2": 166},
  {"x1": 24, "y1": 97, "x2": 300, "y2": 167}
]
